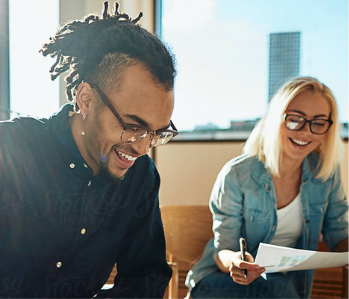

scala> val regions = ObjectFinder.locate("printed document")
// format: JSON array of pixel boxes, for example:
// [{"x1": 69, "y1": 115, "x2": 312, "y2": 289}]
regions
[{"x1": 255, "y1": 243, "x2": 348, "y2": 273}]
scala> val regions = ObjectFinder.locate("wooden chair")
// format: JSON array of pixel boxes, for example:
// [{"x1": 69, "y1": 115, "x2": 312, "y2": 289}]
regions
[
  {"x1": 310, "y1": 240, "x2": 347, "y2": 298},
  {"x1": 160, "y1": 205, "x2": 347, "y2": 299},
  {"x1": 160, "y1": 205, "x2": 213, "y2": 299}
]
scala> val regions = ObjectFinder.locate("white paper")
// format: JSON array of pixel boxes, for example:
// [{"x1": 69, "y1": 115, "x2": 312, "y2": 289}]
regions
[{"x1": 254, "y1": 243, "x2": 349, "y2": 273}]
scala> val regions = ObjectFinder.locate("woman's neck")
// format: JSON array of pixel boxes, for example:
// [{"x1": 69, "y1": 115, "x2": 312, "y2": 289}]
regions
[
  {"x1": 272, "y1": 157, "x2": 303, "y2": 209},
  {"x1": 278, "y1": 155, "x2": 303, "y2": 179}
]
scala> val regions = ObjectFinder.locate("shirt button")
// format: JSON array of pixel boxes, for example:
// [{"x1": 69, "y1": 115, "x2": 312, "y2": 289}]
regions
[
  {"x1": 83, "y1": 163, "x2": 88, "y2": 168},
  {"x1": 88, "y1": 181, "x2": 91, "y2": 186},
  {"x1": 56, "y1": 262, "x2": 62, "y2": 268},
  {"x1": 81, "y1": 228, "x2": 86, "y2": 235},
  {"x1": 70, "y1": 163, "x2": 75, "y2": 169}
]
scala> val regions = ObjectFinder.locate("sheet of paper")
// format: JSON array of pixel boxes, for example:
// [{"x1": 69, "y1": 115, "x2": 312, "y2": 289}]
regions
[{"x1": 255, "y1": 243, "x2": 349, "y2": 273}]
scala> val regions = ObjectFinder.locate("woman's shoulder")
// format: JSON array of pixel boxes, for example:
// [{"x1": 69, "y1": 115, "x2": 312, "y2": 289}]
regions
[
  {"x1": 219, "y1": 154, "x2": 264, "y2": 183},
  {"x1": 223, "y1": 154, "x2": 260, "y2": 170}
]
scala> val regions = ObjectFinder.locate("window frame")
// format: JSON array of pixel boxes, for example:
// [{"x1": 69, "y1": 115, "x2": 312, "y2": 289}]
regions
[
  {"x1": 154, "y1": 0, "x2": 348, "y2": 143},
  {"x1": 0, "y1": 0, "x2": 10, "y2": 120}
]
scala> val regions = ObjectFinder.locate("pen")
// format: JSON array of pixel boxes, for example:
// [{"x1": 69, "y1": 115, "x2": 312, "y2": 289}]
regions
[{"x1": 239, "y1": 237, "x2": 248, "y2": 278}]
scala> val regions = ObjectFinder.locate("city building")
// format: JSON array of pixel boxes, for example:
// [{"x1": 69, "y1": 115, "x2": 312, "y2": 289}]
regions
[{"x1": 268, "y1": 32, "x2": 301, "y2": 100}]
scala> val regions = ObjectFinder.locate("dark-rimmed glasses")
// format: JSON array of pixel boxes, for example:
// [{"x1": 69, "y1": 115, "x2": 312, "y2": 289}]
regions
[
  {"x1": 284, "y1": 114, "x2": 333, "y2": 135},
  {"x1": 90, "y1": 83, "x2": 178, "y2": 147}
]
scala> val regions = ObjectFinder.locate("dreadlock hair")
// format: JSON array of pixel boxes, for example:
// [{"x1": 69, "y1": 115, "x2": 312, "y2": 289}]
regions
[{"x1": 40, "y1": 1, "x2": 176, "y2": 109}]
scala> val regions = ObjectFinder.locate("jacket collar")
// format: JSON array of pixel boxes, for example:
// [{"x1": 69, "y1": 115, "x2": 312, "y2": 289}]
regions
[{"x1": 251, "y1": 153, "x2": 319, "y2": 187}]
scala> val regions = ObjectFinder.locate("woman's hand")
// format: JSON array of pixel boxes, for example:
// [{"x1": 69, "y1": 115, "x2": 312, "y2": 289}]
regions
[
  {"x1": 228, "y1": 251, "x2": 265, "y2": 285},
  {"x1": 216, "y1": 250, "x2": 266, "y2": 285}
]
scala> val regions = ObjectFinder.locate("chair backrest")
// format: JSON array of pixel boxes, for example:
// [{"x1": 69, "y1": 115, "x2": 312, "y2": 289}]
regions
[{"x1": 161, "y1": 205, "x2": 213, "y2": 264}]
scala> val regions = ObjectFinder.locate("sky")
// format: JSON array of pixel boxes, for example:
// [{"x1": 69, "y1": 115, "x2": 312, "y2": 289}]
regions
[
  {"x1": 162, "y1": 0, "x2": 348, "y2": 131},
  {"x1": 9, "y1": 0, "x2": 59, "y2": 118},
  {"x1": 8, "y1": 0, "x2": 348, "y2": 130}
]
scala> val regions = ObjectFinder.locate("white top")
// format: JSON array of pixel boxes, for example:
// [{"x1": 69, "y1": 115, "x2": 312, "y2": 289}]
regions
[{"x1": 270, "y1": 193, "x2": 303, "y2": 248}]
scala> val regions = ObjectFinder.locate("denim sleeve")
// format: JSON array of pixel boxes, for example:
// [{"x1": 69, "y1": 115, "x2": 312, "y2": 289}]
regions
[
  {"x1": 322, "y1": 164, "x2": 348, "y2": 251},
  {"x1": 209, "y1": 164, "x2": 244, "y2": 258}
]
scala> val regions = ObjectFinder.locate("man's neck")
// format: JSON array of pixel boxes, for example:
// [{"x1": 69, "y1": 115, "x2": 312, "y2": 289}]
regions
[{"x1": 69, "y1": 113, "x2": 100, "y2": 175}]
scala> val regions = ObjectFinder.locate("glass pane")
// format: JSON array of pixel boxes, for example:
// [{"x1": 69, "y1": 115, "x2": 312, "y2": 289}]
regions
[
  {"x1": 160, "y1": 0, "x2": 348, "y2": 138},
  {"x1": 9, "y1": 0, "x2": 59, "y2": 118}
]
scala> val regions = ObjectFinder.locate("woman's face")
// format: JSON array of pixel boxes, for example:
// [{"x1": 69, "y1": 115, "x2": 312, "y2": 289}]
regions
[{"x1": 280, "y1": 90, "x2": 331, "y2": 165}]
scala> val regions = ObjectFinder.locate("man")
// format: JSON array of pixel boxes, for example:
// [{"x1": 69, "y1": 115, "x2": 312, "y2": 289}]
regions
[{"x1": 0, "y1": 2, "x2": 177, "y2": 298}]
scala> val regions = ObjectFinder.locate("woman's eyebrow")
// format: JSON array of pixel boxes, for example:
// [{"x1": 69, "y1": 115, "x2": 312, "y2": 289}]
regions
[
  {"x1": 287, "y1": 109, "x2": 329, "y2": 118},
  {"x1": 288, "y1": 109, "x2": 306, "y2": 116}
]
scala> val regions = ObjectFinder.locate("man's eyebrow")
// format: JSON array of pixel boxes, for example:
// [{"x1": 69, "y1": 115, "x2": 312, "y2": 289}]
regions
[
  {"x1": 125, "y1": 114, "x2": 170, "y2": 130},
  {"x1": 125, "y1": 114, "x2": 149, "y2": 128},
  {"x1": 287, "y1": 109, "x2": 329, "y2": 118}
]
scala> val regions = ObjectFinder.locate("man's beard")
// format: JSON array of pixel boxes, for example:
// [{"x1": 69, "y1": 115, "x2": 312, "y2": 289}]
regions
[
  {"x1": 99, "y1": 152, "x2": 126, "y2": 182},
  {"x1": 88, "y1": 112, "x2": 126, "y2": 183}
]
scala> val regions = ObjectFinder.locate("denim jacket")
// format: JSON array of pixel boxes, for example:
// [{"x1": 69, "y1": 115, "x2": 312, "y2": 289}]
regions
[{"x1": 185, "y1": 153, "x2": 348, "y2": 298}]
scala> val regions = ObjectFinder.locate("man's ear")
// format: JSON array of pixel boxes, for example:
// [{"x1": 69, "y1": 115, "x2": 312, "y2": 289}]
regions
[{"x1": 76, "y1": 82, "x2": 94, "y2": 115}]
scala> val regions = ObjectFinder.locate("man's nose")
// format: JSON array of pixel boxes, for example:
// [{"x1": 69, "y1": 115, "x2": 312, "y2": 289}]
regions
[{"x1": 132, "y1": 134, "x2": 154, "y2": 156}]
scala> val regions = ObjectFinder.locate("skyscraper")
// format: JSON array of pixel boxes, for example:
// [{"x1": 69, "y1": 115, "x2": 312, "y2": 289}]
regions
[{"x1": 268, "y1": 32, "x2": 301, "y2": 100}]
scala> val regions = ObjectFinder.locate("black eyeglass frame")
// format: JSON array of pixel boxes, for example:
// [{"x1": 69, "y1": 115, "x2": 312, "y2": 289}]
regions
[
  {"x1": 89, "y1": 83, "x2": 178, "y2": 145},
  {"x1": 284, "y1": 113, "x2": 333, "y2": 135}
]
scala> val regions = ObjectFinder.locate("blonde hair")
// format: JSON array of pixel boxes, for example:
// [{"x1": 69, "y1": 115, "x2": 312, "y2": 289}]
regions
[{"x1": 244, "y1": 76, "x2": 343, "y2": 181}]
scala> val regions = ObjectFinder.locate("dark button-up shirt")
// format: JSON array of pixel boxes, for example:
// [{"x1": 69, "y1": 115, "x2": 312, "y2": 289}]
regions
[{"x1": 0, "y1": 104, "x2": 171, "y2": 298}]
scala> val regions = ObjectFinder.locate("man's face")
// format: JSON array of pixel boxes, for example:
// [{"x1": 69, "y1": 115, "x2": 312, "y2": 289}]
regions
[{"x1": 82, "y1": 64, "x2": 174, "y2": 180}]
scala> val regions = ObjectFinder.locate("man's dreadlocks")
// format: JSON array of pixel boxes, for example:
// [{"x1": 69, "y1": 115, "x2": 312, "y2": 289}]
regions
[{"x1": 40, "y1": 1, "x2": 176, "y2": 106}]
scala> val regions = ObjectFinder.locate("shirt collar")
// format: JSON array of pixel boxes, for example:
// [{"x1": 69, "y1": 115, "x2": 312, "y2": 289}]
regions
[
  {"x1": 47, "y1": 104, "x2": 127, "y2": 185},
  {"x1": 251, "y1": 157, "x2": 271, "y2": 186},
  {"x1": 48, "y1": 104, "x2": 93, "y2": 171}
]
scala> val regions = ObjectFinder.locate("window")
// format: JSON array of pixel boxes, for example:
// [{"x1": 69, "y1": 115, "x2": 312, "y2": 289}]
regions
[
  {"x1": 158, "y1": 0, "x2": 348, "y2": 140},
  {"x1": 9, "y1": 0, "x2": 59, "y2": 118}
]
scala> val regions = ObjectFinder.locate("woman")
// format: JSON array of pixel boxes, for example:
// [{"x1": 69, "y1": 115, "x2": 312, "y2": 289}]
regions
[{"x1": 185, "y1": 77, "x2": 348, "y2": 298}]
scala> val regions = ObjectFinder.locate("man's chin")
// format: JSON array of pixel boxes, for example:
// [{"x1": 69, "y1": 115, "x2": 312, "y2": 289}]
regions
[{"x1": 100, "y1": 163, "x2": 128, "y2": 182}]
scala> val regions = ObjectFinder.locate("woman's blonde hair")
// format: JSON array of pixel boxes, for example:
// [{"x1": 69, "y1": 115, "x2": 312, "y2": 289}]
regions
[{"x1": 244, "y1": 76, "x2": 343, "y2": 180}]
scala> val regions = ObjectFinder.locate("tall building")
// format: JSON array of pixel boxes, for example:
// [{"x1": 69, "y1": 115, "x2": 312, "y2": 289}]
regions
[{"x1": 268, "y1": 32, "x2": 301, "y2": 100}]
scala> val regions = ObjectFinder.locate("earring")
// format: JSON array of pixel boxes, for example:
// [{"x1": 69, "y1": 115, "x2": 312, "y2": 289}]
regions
[{"x1": 82, "y1": 113, "x2": 86, "y2": 121}]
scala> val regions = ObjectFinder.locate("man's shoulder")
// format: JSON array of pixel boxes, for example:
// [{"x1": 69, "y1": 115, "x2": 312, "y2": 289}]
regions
[
  {"x1": 0, "y1": 105, "x2": 74, "y2": 149},
  {"x1": 131, "y1": 154, "x2": 157, "y2": 176},
  {"x1": 0, "y1": 116, "x2": 45, "y2": 130},
  {"x1": 122, "y1": 154, "x2": 159, "y2": 186},
  {"x1": 134, "y1": 152, "x2": 155, "y2": 166},
  {"x1": 0, "y1": 117, "x2": 47, "y2": 146}
]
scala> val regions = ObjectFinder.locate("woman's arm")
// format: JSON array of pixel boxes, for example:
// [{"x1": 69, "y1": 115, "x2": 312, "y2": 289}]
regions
[{"x1": 210, "y1": 158, "x2": 266, "y2": 285}]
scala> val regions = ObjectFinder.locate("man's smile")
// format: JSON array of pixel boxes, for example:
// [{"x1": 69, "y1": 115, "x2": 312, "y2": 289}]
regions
[
  {"x1": 115, "y1": 149, "x2": 138, "y2": 161},
  {"x1": 112, "y1": 148, "x2": 139, "y2": 170}
]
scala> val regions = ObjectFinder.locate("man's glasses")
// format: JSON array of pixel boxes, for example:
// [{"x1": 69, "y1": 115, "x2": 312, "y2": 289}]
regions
[
  {"x1": 284, "y1": 114, "x2": 333, "y2": 135},
  {"x1": 90, "y1": 83, "x2": 178, "y2": 147}
]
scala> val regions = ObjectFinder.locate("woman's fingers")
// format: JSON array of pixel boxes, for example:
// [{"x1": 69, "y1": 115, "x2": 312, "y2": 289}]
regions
[{"x1": 229, "y1": 258, "x2": 266, "y2": 285}]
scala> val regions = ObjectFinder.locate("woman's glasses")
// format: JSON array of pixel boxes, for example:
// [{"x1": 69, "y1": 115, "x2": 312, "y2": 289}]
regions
[{"x1": 284, "y1": 114, "x2": 333, "y2": 135}]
